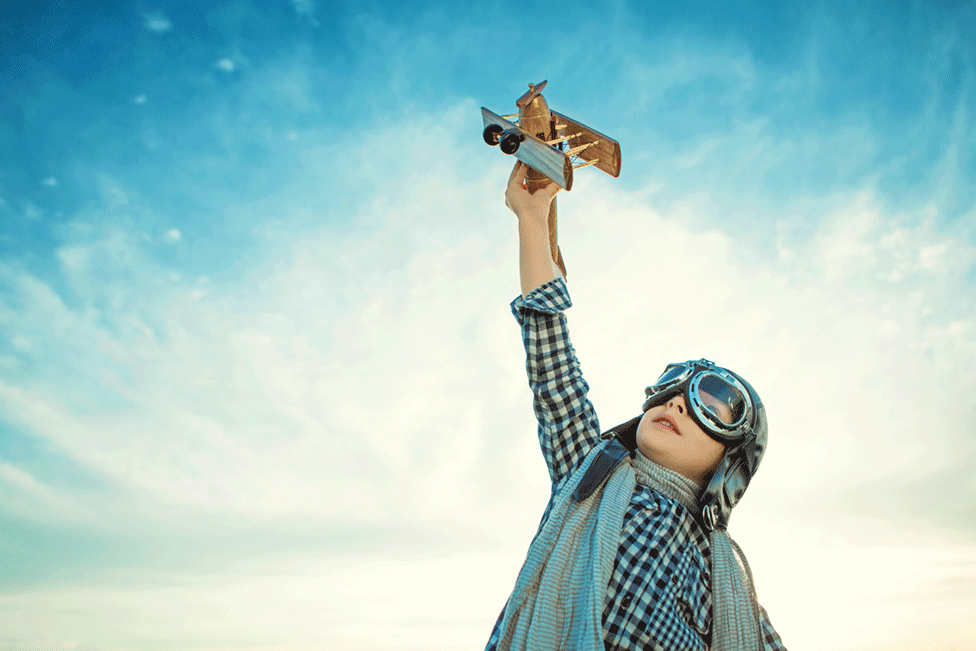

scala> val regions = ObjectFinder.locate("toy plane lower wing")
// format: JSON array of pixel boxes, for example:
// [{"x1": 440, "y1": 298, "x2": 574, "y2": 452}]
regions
[{"x1": 481, "y1": 107, "x2": 575, "y2": 190}]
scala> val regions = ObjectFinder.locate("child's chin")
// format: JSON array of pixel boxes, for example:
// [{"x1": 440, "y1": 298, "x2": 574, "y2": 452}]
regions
[{"x1": 634, "y1": 436, "x2": 662, "y2": 463}]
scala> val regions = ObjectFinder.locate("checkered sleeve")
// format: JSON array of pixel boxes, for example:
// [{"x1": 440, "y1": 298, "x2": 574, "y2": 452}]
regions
[
  {"x1": 760, "y1": 604, "x2": 788, "y2": 651},
  {"x1": 510, "y1": 278, "x2": 601, "y2": 485}
]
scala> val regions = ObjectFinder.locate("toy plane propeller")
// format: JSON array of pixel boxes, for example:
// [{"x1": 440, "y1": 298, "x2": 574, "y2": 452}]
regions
[{"x1": 481, "y1": 80, "x2": 621, "y2": 275}]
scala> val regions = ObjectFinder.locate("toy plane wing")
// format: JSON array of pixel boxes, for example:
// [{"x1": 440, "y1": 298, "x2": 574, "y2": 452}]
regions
[
  {"x1": 550, "y1": 110, "x2": 621, "y2": 179},
  {"x1": 481, "y1": 107, "x2": 575, "y2": 190}
]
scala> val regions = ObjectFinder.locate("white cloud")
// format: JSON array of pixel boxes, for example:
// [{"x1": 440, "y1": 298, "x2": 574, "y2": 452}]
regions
[
  {"x1": 5, "y1": 2, "x2": 976, "y2": 647},
  {"x1": 0, "y1": 101, "x2": 529, "y2": 531},
  {"x1": 918, "y1": 243, "x2": 948, "y2": 271},
  {"x1": 291, "y1": 0, "x2": 320, "y2": 27},
  {"x1": 143, "y1": 12, "x2": 172, "y2": 35},
  {"x1": 0, "y1": 550, "x2": 520, "y2": 651},
  {"x1": 0, "y1": 461, "x2": 73, "y2": 515},
  {"x1": 1, "y1": 88, "x2": 974, "y2": 650}
]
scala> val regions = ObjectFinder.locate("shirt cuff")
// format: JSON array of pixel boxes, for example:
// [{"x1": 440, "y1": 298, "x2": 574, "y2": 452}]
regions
[{"x1": 510, "y1": 277, "x2": 573, "y2": 323}]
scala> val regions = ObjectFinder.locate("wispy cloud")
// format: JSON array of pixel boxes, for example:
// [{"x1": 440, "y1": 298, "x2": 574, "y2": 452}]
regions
[
  {"x1": 1, "y1": 1, "x2": 974, "y2": 649},
  {"x1": 143, "y1": 12, "x2": 173, "y2": 35}
]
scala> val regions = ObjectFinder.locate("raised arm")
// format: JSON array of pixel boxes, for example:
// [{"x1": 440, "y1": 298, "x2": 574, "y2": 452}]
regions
[
  {"x1": 505, "y1": 162, "x2": 601, "y2": 485},
  {"x1": 505, "y1": 161, "x2": 563, "y2": 297}
]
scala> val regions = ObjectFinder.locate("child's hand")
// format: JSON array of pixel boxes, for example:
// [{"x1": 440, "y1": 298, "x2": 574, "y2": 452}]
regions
[{"x1": 505, "y1": 161, "x2": 559, "y2": 226}]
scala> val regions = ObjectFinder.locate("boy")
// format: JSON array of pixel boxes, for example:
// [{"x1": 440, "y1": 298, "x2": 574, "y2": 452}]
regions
[{"x1": 485, "y1": 162, "x2": 787, "y2": 651}]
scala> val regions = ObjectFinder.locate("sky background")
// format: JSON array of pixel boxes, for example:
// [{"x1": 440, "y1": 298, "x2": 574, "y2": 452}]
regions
[{"x1": 1, "y1": 0, "x2": 975, "y2": 650}]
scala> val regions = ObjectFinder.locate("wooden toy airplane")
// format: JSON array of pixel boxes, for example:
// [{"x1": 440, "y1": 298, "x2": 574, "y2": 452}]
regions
[{"x1": 481, "y1": 80, "x2": 621, "y2": 275}]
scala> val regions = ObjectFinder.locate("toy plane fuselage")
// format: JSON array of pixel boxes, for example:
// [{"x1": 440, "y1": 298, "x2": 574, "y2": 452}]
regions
[{"x1": 481, "y1": 80, "x2": 621, "y2": 191}]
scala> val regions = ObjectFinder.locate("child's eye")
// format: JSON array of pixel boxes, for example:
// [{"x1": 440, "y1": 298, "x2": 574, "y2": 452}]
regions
[{"x1": 700, "y1": 393, "x2": 734, "y2": 424}]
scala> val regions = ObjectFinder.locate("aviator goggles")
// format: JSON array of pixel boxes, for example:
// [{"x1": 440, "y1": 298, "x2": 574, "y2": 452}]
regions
[{"x1": 643, "y1": 359, "x2": 755, "y2": 444}]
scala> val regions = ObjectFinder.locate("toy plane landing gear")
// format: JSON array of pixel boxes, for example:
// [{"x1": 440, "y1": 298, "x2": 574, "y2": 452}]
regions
[{"x1": 481, "y1": 81, "x2": 622, "y2": 276}]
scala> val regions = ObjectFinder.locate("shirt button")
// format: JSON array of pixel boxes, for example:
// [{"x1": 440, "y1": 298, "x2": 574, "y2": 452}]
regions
[
  {"x1": 621, "y1": 593, "x2": 633, "y2": 608},
  {"x1": 650, "y1": 547, "x2": 658, "y2": 558}
]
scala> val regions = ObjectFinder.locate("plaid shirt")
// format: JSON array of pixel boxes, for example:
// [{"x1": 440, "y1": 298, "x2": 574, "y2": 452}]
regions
[{"x1": 486, "y1": 278, "x2": 787, "y2": 651}]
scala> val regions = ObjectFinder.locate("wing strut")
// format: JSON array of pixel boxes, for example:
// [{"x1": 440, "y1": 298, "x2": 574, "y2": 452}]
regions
[
  {"x1": 565, "y1": 142, "x2": 597, "y2": 157},
  {"x1": 572, "y1": 159, "x2": 600, "y2": 170}
]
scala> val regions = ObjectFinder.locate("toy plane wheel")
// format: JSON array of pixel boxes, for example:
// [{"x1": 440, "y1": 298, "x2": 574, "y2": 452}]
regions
[
  {"x1": 500, "y1": 132, "x2": 523, "y2": 155},
  {"x1": 483, "y1": 124, "x2": 503, "y2": 146}
]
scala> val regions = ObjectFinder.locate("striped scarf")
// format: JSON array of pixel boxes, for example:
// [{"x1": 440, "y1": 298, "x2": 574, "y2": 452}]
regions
[{"x1": 494, "y1": 439, "x2": 763, "y2": 651}]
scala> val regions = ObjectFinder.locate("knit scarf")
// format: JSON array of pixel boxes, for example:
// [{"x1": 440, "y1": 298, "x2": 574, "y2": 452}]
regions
[{"x1": 493, "y1": 439, "x2": 763, "y2": 651}]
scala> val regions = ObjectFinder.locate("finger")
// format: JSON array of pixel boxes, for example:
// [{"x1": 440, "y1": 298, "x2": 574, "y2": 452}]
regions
[
  {"x1": 507, "y1": 160, "x2": 522, "y2": 185},
  {"x1": 533, "y1": 180, "x2": 559, "y2": 200},
  {"x1": 508, "y1": 161, "x2": 527, "y2": 191}
]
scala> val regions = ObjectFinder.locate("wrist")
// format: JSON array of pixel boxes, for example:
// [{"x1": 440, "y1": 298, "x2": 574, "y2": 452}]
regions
[{"x1": 517, "y1": 208, "x2": 550, "y2": 231}]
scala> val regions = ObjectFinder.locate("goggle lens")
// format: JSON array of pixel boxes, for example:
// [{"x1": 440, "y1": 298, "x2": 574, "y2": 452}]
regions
[
  {"x1": 697, "y1": 374, "x2": 746, "y2": 425},
  {"x1": 653, "y1": 365, "x2": 688, "y2": 387}
]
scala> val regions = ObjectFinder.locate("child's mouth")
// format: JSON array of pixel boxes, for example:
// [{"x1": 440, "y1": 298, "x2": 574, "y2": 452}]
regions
[{"x1": 653, "y1": 418, "x2": 680, "y2": 435}]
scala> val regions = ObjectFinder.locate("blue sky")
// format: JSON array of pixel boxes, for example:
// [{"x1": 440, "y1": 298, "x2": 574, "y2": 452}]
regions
[{"x1": 1, "y1": 1, "x2": 975, "y2": 650}]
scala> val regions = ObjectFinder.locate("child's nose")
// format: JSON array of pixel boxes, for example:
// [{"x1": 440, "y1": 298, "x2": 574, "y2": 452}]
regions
[{"x1": 667, "y1": 395, "x2": 686, "y2": 414}]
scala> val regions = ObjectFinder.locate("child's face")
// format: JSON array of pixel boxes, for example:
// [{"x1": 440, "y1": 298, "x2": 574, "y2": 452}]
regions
[{"x1": 636, "y1": 393, "x2": 726, "y2": 486}]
